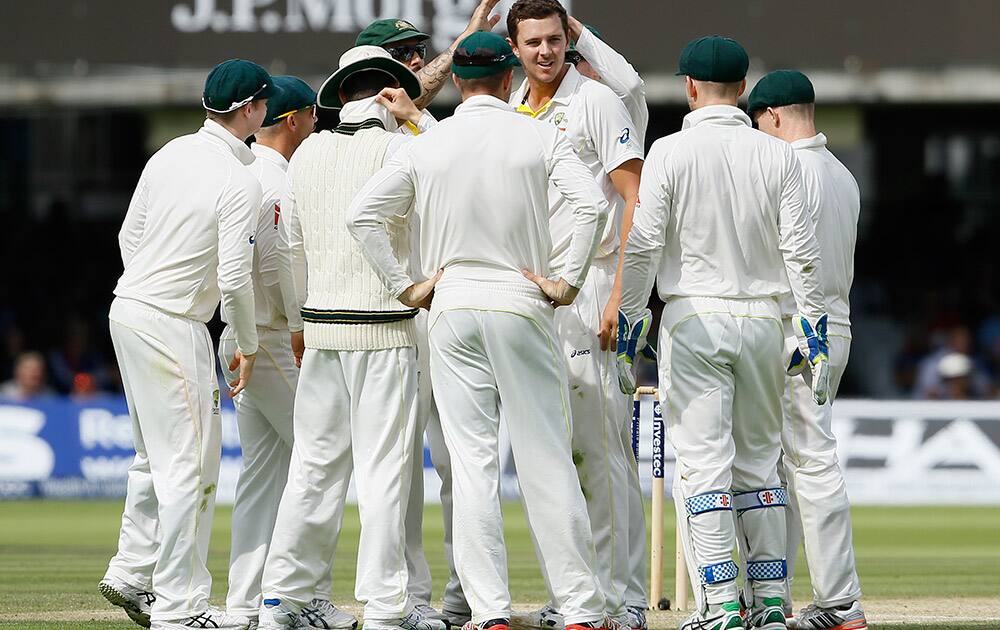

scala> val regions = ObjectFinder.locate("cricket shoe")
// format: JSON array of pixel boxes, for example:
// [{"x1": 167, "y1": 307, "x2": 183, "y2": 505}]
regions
[
  {"x1": 99, "y1": 577, "x2": 157, "y2": 628},
  {"x1": 458, "y1": 620, "x2": 510, "y2": 630},
  {"x1": 259, "y1": 599, "x2": 300, "y2": 629},
  {"x1": 746, "y1": 598, "x2": 786, "y2": 630},
  {"x1": 365, "y1": 610, "x2": 452, "y2": 630},
  {"x1": 438, "y1": 607, "x2": 473, "y2": 628},
  {"x1": 786, "y1": 602, "x2": 867, "y2": 630},
  {"x1": 621, "y1": 607, "x2": 648, "y2": 630},
  {"x1": 511, "y1": 605, "x2": 562, "y2": 629},
  {"x1": 679, "y1": 602, "x2": 744, "y2": 630},
  {"x1": 297, "y1": 599, "x2": 357, "y2": 629},
  {"x1": 151, "y1": 608, "x2": 251, "y2": 629}
]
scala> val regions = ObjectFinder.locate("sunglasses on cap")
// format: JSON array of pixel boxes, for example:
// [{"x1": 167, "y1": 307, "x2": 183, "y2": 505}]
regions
[
  {"x1": 274, "y1": 104, "x2": 317, "y2": 122},
  {"x1": 453, "y1": 50, "x2": 517, "y2": 67},
  {"x1": 386, "y1": 43, "x2": 427, "y2": 62}
]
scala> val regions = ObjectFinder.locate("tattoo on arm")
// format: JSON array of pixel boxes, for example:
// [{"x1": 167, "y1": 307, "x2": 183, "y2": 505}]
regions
[{"x1": 413, "y1": 50, "x2": 454, "y2": 110}]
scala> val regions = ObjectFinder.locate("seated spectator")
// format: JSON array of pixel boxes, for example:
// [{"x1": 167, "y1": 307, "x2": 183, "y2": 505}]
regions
[
  {"x1": 936, "y1": 352, "x2": 978, "y2": 400},
  {"x1": 913, "y1": 325, "x2": 991, "y2": 399},
  {"x1": 0, "y1": 351, "x2": 56, "y2": 401},
  {"x1": 48, "y1": 319, "x2": 110, "y2": 394}
]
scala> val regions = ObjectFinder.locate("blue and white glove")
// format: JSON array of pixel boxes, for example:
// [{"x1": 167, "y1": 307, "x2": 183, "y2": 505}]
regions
[
  {"x1": 790, "y1": 313, "x2": 831, "y2": 405},
  {"x1": 617, "y1": 308, "x2": 653, "y2": 395}
]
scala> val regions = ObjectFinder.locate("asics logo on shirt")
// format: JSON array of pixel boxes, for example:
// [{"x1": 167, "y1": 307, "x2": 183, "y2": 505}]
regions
[
  {"x1": 248, "y1": 233, "x2": 256, "y2": 244},
  {"x1": 570, "y1": 348, "x2": 592, "y2": 358},
  {"x1": 619, "y1": 128, "x2": 631, "y2": 144}
]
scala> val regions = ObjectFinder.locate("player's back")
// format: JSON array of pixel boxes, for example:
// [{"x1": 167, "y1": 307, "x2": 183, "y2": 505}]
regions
[
  {"x1": 650, "y1": 104, "x2": 801, "y2": 300},
  {"x1": 406, "y1": 95, "x2": 557, "y2": 291},
  {"x1": 114, "y1": 123, "x2": 259, "y2": 322}
]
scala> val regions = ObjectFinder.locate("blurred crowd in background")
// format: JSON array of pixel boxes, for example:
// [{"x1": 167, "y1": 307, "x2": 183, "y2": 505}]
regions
[{"x1": 1, "y1": 199, "x2": 998, "y2": 402}]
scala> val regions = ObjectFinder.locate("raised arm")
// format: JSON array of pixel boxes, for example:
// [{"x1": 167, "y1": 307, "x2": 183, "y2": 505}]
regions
[{"x1": 412, "y1": 0, "x2": 501, "y2": 110}]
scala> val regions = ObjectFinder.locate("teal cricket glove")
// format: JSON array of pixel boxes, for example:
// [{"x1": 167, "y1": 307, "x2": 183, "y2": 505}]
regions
[
  {"x1": 792, "y1": 313, "x2": 831, "y2": 405},
  {"x1": 617, "y1": 308, "x2": 653, "y2": 395}
]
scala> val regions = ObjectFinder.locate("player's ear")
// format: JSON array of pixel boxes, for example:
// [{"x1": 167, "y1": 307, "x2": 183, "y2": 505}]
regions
[
  {"x1": 452, "y1": 74, "x2": 462, "y2": 92},
  {"x1": 685, "y1": 77, "x2": 696, "y2": 101},
  {"x1": 768, "y1": 107, "x2": 779, "y2": 128},
  {"x1": 507, "y1": 36, "x2": 520, "y2": 56},
  {"x1": 737, "y1": 78, "x2": 746, "y2": 98}
]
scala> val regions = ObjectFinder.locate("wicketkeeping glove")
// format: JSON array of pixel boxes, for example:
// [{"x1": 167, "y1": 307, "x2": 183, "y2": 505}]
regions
[
  {"x1": 791, "y1": 313, "x2": 831, "y2": 405},
  {"x1": 617, "y1": 308, "x2": 653, "y2": 395}
]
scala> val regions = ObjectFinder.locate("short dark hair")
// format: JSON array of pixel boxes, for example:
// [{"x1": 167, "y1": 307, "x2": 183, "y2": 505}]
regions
[
  {"x1": 457, "y1": 71, "x2": 508, "y2": 95},
  {"x1": 506, "y1": 0, "x2": 569, "y2": 44},
  {"x1": 340, "y1": 70, "x2": 399, "y2": 104}
]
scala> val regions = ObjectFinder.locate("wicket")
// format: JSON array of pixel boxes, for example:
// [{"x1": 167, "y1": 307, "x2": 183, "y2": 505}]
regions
[{"x1": 632, "y1": 386, "x2": 689, "y2": 612}]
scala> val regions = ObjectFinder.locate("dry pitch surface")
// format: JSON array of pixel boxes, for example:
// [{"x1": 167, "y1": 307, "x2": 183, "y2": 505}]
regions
[{"x1": 0, "y1": 501, "x2": 997, "y2": 630}]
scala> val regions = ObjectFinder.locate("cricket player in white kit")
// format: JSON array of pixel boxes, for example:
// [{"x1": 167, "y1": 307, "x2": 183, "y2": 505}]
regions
[
  {"x1": 99, "y1": 59, "x2": 275, "y2": 630},
  {"x1": 566, "y1": 15, "x2": 652, "y2": 622},
  {"x1": 506, "y1": 2, "x2": 644, "y2": 625},
  {"x1": 620, "y1": 37, "x2": 830, "y2": 630},
  {"x1": 217, "y1": 75, "x2": 358, "y2": 630},
  {"x1": 257, "y1": 47, "x2": 441, "y2": 630},
  {"x1": 748, "y1": 71, "x2": 866, "y2": 630},
  {"x1": 347, "y1": 31, "x2": 610, "y2": 630}
]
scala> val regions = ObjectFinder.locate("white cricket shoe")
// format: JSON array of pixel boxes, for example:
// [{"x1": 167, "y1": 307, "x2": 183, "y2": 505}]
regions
[
  {"x1": 621, "y1": 607, "x2": 648, "y2": 630},
  {"x1": 511, "y1": 605, "x2": 562, "y2": 630},
  {"x1": 746, "y1": 598, "x2": 786, "y2": 630},
  {"x1": 679, "y1": 602, "x2": 744, "y2": 630},
  {"x1": 99, "y1": 577, "x2": 157, "y2": 628},
  {"x1": 787, "y1": 602, "x2": 867, "y2": 630},
  {"x1": 296, "y1": 599, "x2": 357, "y2": 629},
  {"x1": 151, "y1": 608, "x2": 251, "y2": 629},
  {"x1": 259, "y1": 600, "x2": 300, "y2": 629},
  {"x1": 365, "y1": 610, "x2": 451, "y2": 630}
]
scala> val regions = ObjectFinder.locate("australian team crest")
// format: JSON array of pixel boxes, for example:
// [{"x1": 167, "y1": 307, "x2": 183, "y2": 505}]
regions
[
  {"x1": 553, "y1": 112, "x2": 566, "y2": 126},
  {"x1": 395, "y1": 20, "x2": 415, "y2": 31}
]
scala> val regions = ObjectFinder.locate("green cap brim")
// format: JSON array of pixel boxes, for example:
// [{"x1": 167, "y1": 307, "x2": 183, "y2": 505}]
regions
[
  {"x1": 318, "y1": 57, "x2": 422, "y2": 109},
  {"x1": 379, "y1": 29, "x2": 430, "y2": 45}
]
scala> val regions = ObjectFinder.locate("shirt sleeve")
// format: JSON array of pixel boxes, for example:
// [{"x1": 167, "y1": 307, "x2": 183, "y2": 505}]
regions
[
  {"x1": 217, "y1": 169, "x2": 261, "y2": 355},
  {"x1": 574, "y1": 28, "x2": 648, "y2": 146},
  {"x1": 119, "y1": 169, "x2": 150, "y2": 266},
  {"x1": 283, "y1": 180, "x2": 307, "y2": 331},
  {"x1": 275, "y1": 173, "x2": 304, "y2": 332},
  {"x1": 584, "y1": 83, "x2": 644, "y2": 174},
  {"x1": 345, "y1": 145, "x2": 418, "y2": 298},
  {"x1": 777, "y1": 146, "x2": 825, "y2": 321},
  {"x1": 621, "y1": 141, "x2": 671, "y2": 319},
  {"x1": 547, "y1": 131, "x2": 610, "y2": 288}
]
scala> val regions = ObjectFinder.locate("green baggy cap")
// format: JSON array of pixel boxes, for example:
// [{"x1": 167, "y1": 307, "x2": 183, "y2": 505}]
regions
[
  {"x1": 203, "y1": 59, "x2": 279, "y2": 113},
  {"x1": 356, "y1": 18, "x2": 430, "y2": 46},
  {"x1": 676, "y1": 35, "x2": 749, "y2": 83},
  {"x1": 451, "y1": 31, "x2": 521, "y2": 80},
  {"x1": 262, "y1": 76, "x2": 317, "y2": 127},
  {"x1": 747, "y1": 70, "x2": 815, "y2": 117}
]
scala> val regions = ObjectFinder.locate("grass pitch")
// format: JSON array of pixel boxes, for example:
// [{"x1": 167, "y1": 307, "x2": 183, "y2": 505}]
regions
[{"x1": 0, "y1": 501, "x2": 997, "y2": 629}]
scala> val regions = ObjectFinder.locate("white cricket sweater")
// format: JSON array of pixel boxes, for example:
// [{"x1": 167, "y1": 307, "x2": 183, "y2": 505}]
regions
[{"x1": 288, "y1": 98, "x2": 416, "y2": 350}]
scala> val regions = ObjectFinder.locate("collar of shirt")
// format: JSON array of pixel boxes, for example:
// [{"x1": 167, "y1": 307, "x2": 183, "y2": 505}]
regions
[
  {"x1": 455, "y1": 94, "x2": 516, "y2": 115},
  {"x1": 339, "y1": 95, "x2": 400, "y2": 133},
  {"x1": 790, "y1": 132, "x2": 828, "y2": 151},
  {"x1": 199, "y1": 119, "x2": 255, "y2": 165},
  {"x1": 681, "y1": 104, "x2": 752, "y2": 131},
  {"x1": 250, "y1": 142, "x2": 289, "y2": 171},
  {"x1": 511, "y1": 64, "x2": 582, "y2": 118}
]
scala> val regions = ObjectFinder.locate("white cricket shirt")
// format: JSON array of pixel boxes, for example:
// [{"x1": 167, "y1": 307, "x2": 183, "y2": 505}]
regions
[
  {"x1": 239, "y1": 142, "x2": 304, "y2": 332},
  {"x1": 346, "y1": 94, "x2": 609, "y2": 313},
  {"x1": 574, "y1": 27, "x2": 649, "y2": 144},
  {"x1": 622, "y1": 105, "x2": 825, "y2": 322},
  {"x1": 779, "y1": 133, "x2": 860, "y2": 329},
  {"x1": 511, "y1": 65, "x2": 643, "y2": 276},
  {"x1": 115, "y1": 119, "x2": 260, "y2": 355}
]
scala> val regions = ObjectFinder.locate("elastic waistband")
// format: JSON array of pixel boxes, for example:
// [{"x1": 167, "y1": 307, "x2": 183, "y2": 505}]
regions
[
  {"x1": 300, "y1": 307, "x2": 419, "y2": 325},
  {"x1": 435, "y1": 277, "x2": 547, "y2": 302}
]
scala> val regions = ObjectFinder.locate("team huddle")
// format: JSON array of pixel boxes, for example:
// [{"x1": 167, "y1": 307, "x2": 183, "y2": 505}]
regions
[{"x1": 96, "y1": 2, "x2": 864, "y2": 630}]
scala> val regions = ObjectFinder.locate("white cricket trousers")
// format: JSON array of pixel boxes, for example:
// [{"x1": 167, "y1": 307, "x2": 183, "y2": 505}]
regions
[
  {"x1": 552, "y1": 257, "x2": 634, "y2": 618},
  {"x1": 261, "y1": 346, "x2": 418, "y2": 622},
  {"x1": 404, "y1": 312, "x2": 469, "y2": 613},
  {"x1": 779, "y1": 321, "x2": 862, "y2": 608},
  {"x1": 660, "y1": 297, "x2": 788, "y2": 611},
  {"x1": 428, "y1": 298, "x2": 605, "y2": 625},
  {"x1": 619, "y1": 412, "x2": 648, "y2": 610},
  {"x1": 104, "y1": 297, "x2": 221, "y2": 621},
  {"x1": 218, "y1": 327, "x2": 335, "y2": 616}
]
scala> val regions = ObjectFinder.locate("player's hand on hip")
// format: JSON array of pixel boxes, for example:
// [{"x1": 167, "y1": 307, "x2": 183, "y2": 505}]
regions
[
  {"x1": 227, "y1": 351, "x2": 257, "y2": 397},
  {"x1": 290, "y1": 331, "x2": 305, "y2": 368},
  {"x1": 376, "y1": 87, "x2": 422, "y2": 126},
  {"x1": 793, "y1": 313, "x2": 831, "y2": 405},
  {"x1": 522, "y1": 269, "x2": 579, "y2": 307},
  {"x1": 399, "y1": 268, "x2": 444, "y2": 310}
]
